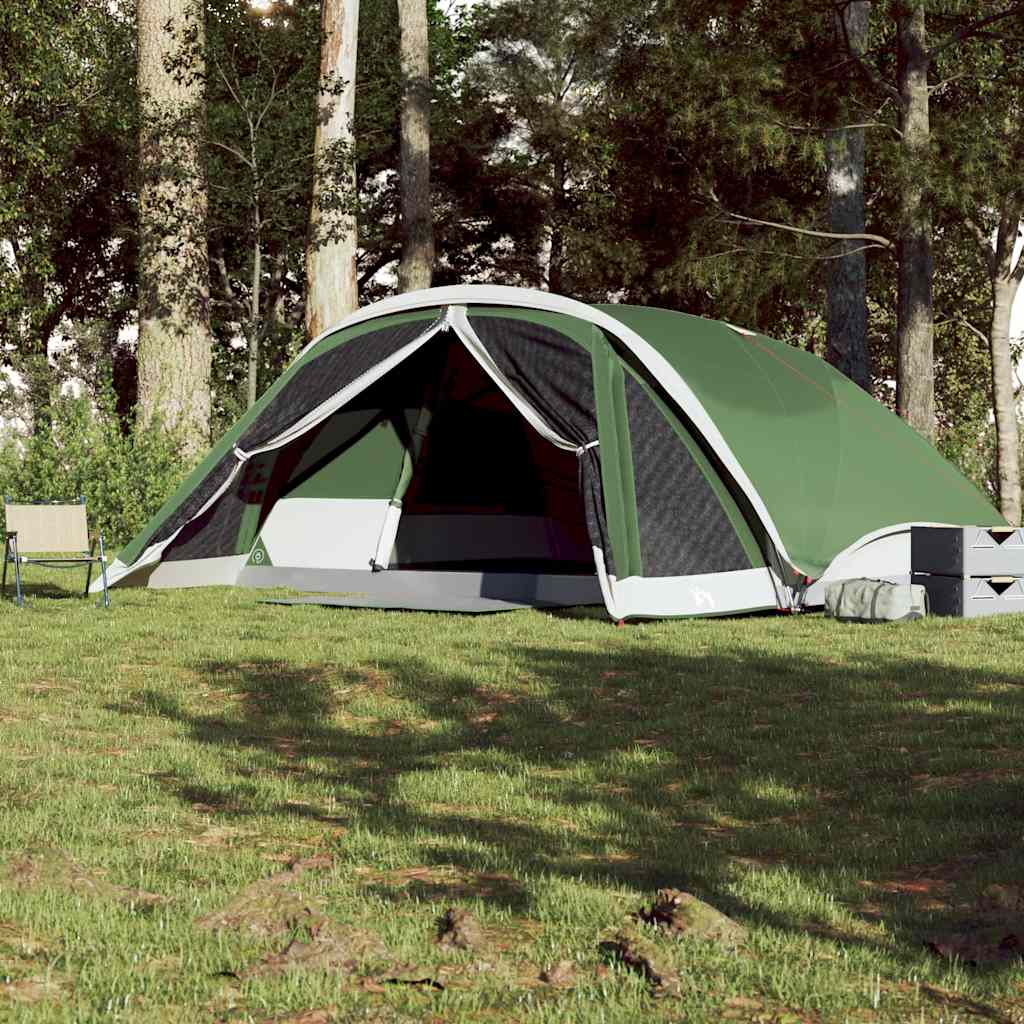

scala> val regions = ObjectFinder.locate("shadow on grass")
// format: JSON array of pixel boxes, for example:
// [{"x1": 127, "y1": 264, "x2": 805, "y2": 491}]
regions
[
  {"x1": 0, "y1": 574, "x2": 94, "y2": 602},
  {"x1": 114, "y1": 633, "x2": 1024, "y2": 966}
]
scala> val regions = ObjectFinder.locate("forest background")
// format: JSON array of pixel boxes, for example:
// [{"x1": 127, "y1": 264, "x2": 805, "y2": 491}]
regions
[{"x1": 1, "y1": 0, "x2": 1023, "y2": 543}]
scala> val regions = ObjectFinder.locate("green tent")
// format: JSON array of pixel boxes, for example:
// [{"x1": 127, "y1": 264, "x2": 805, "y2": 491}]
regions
[{"x1": 97, "y1": 286, "x2": 1001, "y2": 619}]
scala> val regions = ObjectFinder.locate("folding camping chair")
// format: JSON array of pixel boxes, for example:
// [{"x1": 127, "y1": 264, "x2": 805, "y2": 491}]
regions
[{"x1": 2, "y1": 497, "x2": 110, "y2": 608}]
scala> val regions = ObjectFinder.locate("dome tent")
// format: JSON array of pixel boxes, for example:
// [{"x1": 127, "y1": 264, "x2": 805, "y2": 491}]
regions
[{"x1": 97, "y1": 285, "x2": 1001, "y2": 619}]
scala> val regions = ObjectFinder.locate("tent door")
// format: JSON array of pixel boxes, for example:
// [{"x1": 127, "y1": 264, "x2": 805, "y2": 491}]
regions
[{"x1": 443, "y1": 308, "x2": 617, "y2": 612}]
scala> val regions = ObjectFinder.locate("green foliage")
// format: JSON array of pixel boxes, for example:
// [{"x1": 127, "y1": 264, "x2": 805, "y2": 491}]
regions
[
  {"x1": 0, "y1": 383, "x2": 185, "y2": 545},
  {"x1": 0, "y1": 0, "x2": 137, "y2": 424}
]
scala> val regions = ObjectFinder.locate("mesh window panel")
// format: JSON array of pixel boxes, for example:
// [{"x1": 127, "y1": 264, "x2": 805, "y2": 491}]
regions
[
  {"x1": 239, "y1": 320, "x2": 434, "y2": 450},
  {"x1": 579, "y1": 447, "x2": 614, "y2": 577},
  {"x1": 144, "y1": 320, "x2": 433, "y2": 559},
  {"x1": 469, "y1": 316, "x2": 597, "y2": 443},
  {"x1": 163, "y1": 471, "x2": 248, "y2": 562},
  {"x1": 143, "y1": 456, "x2": 238, "y2": 552},
  {"x1": 625, "y1": 374, "x2": 749, "y2": 577},
  {"x1": 470, "y1": 315, "x2": 613, "y2": 576}
]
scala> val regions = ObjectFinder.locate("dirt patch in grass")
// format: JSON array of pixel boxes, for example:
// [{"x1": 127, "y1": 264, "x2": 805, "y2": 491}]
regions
[
  {"x1": 599, "y1": 927, "x2": 682, "y2": 998},
  {"x1": 187, "y1": 824, "x2": 258, "y2": 849},
  {"x1": 6, "y1": 848, "x2": 163, "y2": 909},
  {"x1": 356, "y1": 864, "x2": 525, "y2": 904},
  {"x1": 436, "y1": 908, "x2": 485, "y2": 950},
  {"x1": 858, "y1": 875, "x2": 954, "y2": 912},
  {"x1": 911, "y1": 768, "x2": 1018, "y2": 792},
  {"x1": 538, "y1": 959, "x2": 577, "y2": 988},
  {"x1": 0, "y1": 920, "x2": 50, "y2": 958},
  {"x1": 0, "y1": 974, "x2": 71, "y2": 1004},
  {"x1": 241, "y1": 922, "x2": 389, "y2": 979},
  {"x1": 634, "y1": 888, "x2": 747, "y2": 949},
  {"x1": 197, "y1": 854, "x2": 333, "y2": 937}
]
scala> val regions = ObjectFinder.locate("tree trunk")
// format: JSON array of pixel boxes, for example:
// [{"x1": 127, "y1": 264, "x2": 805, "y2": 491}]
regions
[
  {"x1": 396, "y1": 0, "x2": 434, "y2": 292},
  {"x1": 24, "y1": 337, "x2": 53, "y2": 439},
  {"x1": 826, "y1": 1, "x2": 871, "y2": 392},
  {"x1": 894, "y1": 2, "x2": 934, "y2": 440},
  {"x1": 305, "y1": 0, "x2": 359, "y2": 339},
  {"x1": 989, "y1": 206, "x2": 1023, "y2": 524},
  {"x1": 547, "y1": 157, "x2": 568, "y2": 293},
  {"x1": 137, "y1": 0, "x2": 213, "y2": 461},
  {"x1": 248, "y1": 214, "x2": 261, "y2": 410}
]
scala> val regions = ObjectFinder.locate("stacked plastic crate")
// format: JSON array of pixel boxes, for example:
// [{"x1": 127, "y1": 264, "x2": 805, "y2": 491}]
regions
[{"x1": 911, "y1": 526, "x2": 1024, "y2": 617}]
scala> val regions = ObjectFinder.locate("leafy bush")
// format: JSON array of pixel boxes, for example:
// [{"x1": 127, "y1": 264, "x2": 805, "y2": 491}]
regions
[{"x1": 0, "y1": 384, "x2": 185, "y2": 546}]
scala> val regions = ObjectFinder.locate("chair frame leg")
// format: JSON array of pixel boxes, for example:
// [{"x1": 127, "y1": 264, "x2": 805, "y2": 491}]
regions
[
  {"x1": 11, "y1": 535, "x2": 23, "y2": 607},
  {"x1": 84, "y1": 537, "x2": 95, "y2": 597},
  {"x1": 98, "y1": 533, "x2": 110, "y2": 609},
  {"x1": 1, "y1": 535, "x2": 9, "y2": 600}
]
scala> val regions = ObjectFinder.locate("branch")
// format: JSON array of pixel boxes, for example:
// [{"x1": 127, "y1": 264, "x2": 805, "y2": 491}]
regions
[
  {"x1": 936, "y1": 315, "x2": 988, "y2": 346},
  {"x1": 928, "y1": 3, "x2": 1024, "y2": 61},
  {"x1": 1010, "y1": 211, "x2": 1024, "y2": 285},
  {"x1": 775, "y1": 119, "x2": 902, "y2": 137},
  {"x1": 358, "y1": 249, "x2": 400, "y2": 289},
  {"x1": 254, "y1": 66, "x2": 284, "y2": 137},
  {"x1": 212, "y1": 50, "x2": 246, "y2": 113},
  {"x1": 699, "y1": 243, "x2": 888, "y2": 262},
  {"x1": 208, "y1": 139, "x2": 253, "y2": 168},
  {"x1": 826, "y1": 43, "x2": 899, "y2": 102},
  {"x1": 965, "y1": 216, "x2": 997, "y2": 277},
  {"x1": 710, "y1": 194, "x2": 894, "y2": 251},
  {"x1": 212, "y1": 252, "x2": 245, "y2": 314}
]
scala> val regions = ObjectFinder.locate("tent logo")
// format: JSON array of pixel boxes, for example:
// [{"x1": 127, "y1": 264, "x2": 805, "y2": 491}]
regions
[{"x1": 248, "y1": 539, "x2": 272, "y2": 567}]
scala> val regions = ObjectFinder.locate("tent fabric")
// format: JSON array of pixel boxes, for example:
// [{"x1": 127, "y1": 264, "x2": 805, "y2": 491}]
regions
[
  {"x1": 596, "y1": 303, "x2": 1001, "y2": 577},
  {"x1": 623, "y1": 372, "x2": 752, "y2": 578},
  {"x1": 97, "y1": 286, "x2": 1003, "y2": 620},
  {"x1": 117, "y1": 309, "x2": 443, "y2": 568}
]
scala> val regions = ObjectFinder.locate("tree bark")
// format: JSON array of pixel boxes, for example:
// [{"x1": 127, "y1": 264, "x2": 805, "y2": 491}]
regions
[
  {"x1": 547, "y1": 156, "x2": 568, "y2": 293},
  {"x1": 305, "y1": 0, "x2": 359, "y2": 338},
  {"x1": 989, "y1": 205, "x2": 1023, "y2": 524},
  {"x1": 137, "y1": 0, "x2": 213, "y2": 461},
  {"x1": 396, "y1": 0, "x2": 434, "y2": 292},
  {"x1": 894, "y1": 2, "x2": 935, "y2": 440},
  {"x1": 248, "y1": 210, "x2": 262, "y2": 409},
  {"x1": 826, "y1": 1, "x2": 871, "y2": 392}
]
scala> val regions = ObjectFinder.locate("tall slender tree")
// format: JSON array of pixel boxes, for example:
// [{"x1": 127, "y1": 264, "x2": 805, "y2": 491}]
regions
[
  {"x1": 827, "y1": 1, "x2": 872, "y2": 391},
  {"x1": 396, "y1": 0, "x2": 434, "y2": 291},
  {"x1": 977, "y1": 207, "x2": 1023, "y2": 523},
  {"x1": 305, "y1": 0, "x2": 359, "y2": 338},
  {"x1": 137, "y1": 0, "x2": 214, "y2": 460},
  {"x1": 894, "y1": 1, "x2": 935, "y2": 440}
]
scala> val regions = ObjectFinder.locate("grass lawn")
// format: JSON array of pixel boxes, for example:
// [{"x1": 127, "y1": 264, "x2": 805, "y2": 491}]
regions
[{"x1": 2, "y1": 569, "x2": 1024, "y2": 1023}]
